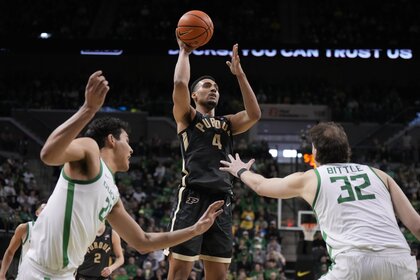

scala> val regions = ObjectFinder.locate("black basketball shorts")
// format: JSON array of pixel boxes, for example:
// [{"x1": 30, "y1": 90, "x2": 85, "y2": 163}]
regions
[{"x1": 165, "y1": 186, "x2": 233, "y2": 263}]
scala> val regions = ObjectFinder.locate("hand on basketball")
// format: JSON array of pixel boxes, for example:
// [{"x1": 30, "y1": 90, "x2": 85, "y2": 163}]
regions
[
  {"x1": 83, "y1": 71, "x2": 110, "y2": 112},
  {"x1": 226, "y1": 44, "x2": 244, "y2": 76},
  {"x1": 101, "y1": 266, "x2": 112, "y2": 277},
  {"x1": 193, "y1": 200, "x2": 224, "y2": 234},
  {"x1": 220, "y1": 153, "x2": 255, "y2": 178},
  {"x1": 176, "y1": 31, "x2": 196, "y2": 54}
]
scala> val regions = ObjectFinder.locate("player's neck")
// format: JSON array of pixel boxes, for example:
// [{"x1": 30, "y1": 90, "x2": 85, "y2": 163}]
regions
[
  {"x1": 196, "y1": 106, "x2": 215, "y2": 117},
  {"x1": 100, "y1": 151, "x2": 116, "y2": 175}
]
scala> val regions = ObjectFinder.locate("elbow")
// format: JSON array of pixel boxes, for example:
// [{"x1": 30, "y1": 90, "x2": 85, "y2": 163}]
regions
[
  {"x1": 173, "y1": 80, "x2": 189, "y2": 89},
  {"x1": 40, "y1": 147, "x2": 54, "y2": 165},
  {"x1": 136, "y1": 246, "x2": 152, "y2": 255},
  {"x1": 248, "y1": 109, "x2": 261, "y2": 123}
]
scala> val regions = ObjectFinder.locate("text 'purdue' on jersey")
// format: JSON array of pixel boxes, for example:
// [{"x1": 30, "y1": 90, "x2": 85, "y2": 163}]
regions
[{"x1": 178, "y1": 111, "x2": 233, "y2": 194}]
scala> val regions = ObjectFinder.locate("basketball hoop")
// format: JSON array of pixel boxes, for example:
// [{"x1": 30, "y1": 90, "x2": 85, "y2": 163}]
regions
[{"x1": 300, "y1": 223, "x2": 318, "y2": 241}]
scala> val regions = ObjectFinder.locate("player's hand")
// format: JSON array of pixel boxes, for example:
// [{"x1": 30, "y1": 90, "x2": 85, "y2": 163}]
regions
[
  {"x1": 83, "y1": 71, "x2": 110, "y2": 112},
  {"x1": 192, "y1": 200, "x2": 224, "y2": 234},
  {"x1": 101, "y1": 266, "x2": 112, "y2": 277},
  {"x1": 226, "y1": 44, "x2": 244, "y2": 76},
  {"x1": 220, "y1": 153, "x2": 255, "y2": 178},
  {"x1": 176, "y1": 30, "x2": 196, "y2": 54}
]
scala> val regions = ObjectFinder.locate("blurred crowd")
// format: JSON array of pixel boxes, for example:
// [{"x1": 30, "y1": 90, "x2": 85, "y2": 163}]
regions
[
  {"x1": 1, "y1": 75, "x2": 419, "y2": 124},
  {"x1": 1, "y1": 0, "x2": 419, "y2": 45},
  {"x1": 1, "y1": 133, "x2": 419, "y2": 279}
]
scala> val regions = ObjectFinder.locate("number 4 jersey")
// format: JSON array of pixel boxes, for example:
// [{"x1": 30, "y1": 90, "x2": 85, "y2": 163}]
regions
[
  {"x1": 26, "y1": 159, "x2": 119, "y2": 275},
  {"x1": 313, "y1": 163, "x2": 410, "y2": 260},
  {"x1": 178, "y1": 111, "x2": 233, "y2": 194}
]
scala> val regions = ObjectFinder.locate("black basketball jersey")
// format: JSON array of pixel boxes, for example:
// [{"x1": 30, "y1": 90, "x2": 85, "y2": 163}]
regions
[
  {"x1": 76, "y1": 226, "x2": 113, "y2": 278},
  {"x1": 178, "y1": 111, "x2": 233, "y2": 194}
]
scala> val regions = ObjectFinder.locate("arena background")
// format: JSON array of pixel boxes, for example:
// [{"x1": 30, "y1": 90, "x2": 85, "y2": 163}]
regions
[{"x1": 0, "y1": 1, "x2": 419, "y2": 279}]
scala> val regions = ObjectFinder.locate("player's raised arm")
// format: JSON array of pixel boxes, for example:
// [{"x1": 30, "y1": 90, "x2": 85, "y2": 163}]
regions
[
  {"x1": 40, "y1": 71, "x2": 109, "y2": 166},
  {"x1": 225, "y1": 44, "x2": 261, "y2": 135},
  {"x1": 172, "y1": 36, "x2": 196, "y2": 129},
  {"x1": 107, "y1": 199, "x2": 223, "y2": 254}
]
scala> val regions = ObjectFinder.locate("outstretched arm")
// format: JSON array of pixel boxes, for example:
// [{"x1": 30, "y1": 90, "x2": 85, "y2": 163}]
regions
[
  {"x1": 107, "y1": 199, "x2": 224, "y2": 254},
  {"x1": 375, "y1": 168, "x2": 420, "y2": 240},
  {"x1": 173, "y1": 36, "x2": 196, "y2": 130},
  {"x1": 100, "y1": 230, "x2": 124, "y2": 277},
  {"x1": 40, "y1": 71, "x2": 109, "y2": 167},
  {"x1": 220, "y1": 154, "x2": 314, "y2": 203},
  {"x1": 225, "y1": 44, "x2": 261, "y2": 135},
  {"x1": 0, "y1": 224, "x2": 26, "y2": 279}
]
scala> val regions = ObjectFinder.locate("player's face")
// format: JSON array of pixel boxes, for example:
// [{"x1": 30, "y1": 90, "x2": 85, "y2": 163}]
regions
[
  {"x1": 115, "y1": 130, "x2": 133, "y2": 172},
  {"x1": 195, "y1": 79, "x2": 219, "y2": 109}
]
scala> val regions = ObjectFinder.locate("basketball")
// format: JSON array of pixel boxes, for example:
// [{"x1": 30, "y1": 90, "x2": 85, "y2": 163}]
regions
[{"x1": 176, "y1": 10, "x2": 214, "y2": 48}]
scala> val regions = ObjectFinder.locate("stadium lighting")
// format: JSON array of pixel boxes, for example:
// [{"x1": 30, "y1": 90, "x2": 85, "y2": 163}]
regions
[
  {"x1": 283, "y1": 149, "x2": 302, "y2": 158},
  {"x1": 268, "y1": 149, "x2": 278, "y2": 158},
  {"x1": 39, "y1": 32, "x2": 51, "y2": 39}
]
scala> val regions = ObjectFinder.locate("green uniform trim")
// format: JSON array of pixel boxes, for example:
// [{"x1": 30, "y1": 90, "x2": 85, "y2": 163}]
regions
[
  {"x1": 312, "y1": 169, "x2": 321, "y2": 208},
  {"x1": 22, "y1": 222, "x2": 30, "y2": 245},
  {"x1": 62, "y1": 181, "x2": 75, "y2": 268},
  {"x1": 61, "y1": 162, "x2": 103, "y2": 185},
  {"x1": 368, "y1": 166, "x2": 389, "y2": 192}
]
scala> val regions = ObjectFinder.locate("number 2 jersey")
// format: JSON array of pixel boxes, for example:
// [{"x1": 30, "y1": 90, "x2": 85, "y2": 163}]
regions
[
  {"x1": 26, "y1": 159, "x2": 119, "y2": 275},
  {"x1": 178, "y1": 111, "x2": 233, "y2": 194},
  {"x1": 313, "y1": 163, "x2": 410, "y2": 260},
  {"x1": 77, "y1": 225, "x2": 113, "y2": 278}
]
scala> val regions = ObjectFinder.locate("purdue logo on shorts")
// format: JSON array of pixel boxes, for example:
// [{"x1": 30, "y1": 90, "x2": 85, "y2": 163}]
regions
[{"x1": 186, "y1": 196, "x2": 200, "y2": 204}]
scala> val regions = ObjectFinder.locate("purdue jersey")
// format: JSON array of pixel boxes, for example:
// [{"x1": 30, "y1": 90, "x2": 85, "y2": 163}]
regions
[
  {"x1": 19, "y1": 221, "x2": 35, "y2": 264},
  {"x1": 313, "y1": 163, "x2": 410, "y2": 260},
  {"x1": 178, "y1": 111, "x2": 233, "y2": 194},
  {"x1": 26, "y1": 159, "x2": 119, "y2": 275},
  {"x1": 77, "y1": 226, "x2": 113, "y2": 278}
]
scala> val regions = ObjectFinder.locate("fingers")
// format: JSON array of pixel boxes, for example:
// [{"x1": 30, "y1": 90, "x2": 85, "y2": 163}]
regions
[
  {"x1": 228, "y1": 154, "x2": 235, "y2": 162},
  {"x1": 233, "y1": 43, "x2": 238, "y2": 56},
  {"x1": 226, "y1": 61, "x2": 232, "y2": 68},
  {"x1": 209, "y1": 200, "x2": 224, "y2": 210},
  {"x1": 220, "y1": 160, "x2": 230, "y2": 166},
  {"x1": 246, "y1": 159, "x2": 255, "y2": 169},
  {"x1": 214, "y1": 209, "x2": 224, "y2": 217}
]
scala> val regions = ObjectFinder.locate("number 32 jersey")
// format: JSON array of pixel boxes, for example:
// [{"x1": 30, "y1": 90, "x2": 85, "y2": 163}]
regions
[
  {"x1": 178, "y1": 111, "x2": 233, "y2": 194},
  {"x1": 313, "y1": 163, "x2": 410, "y2": 260},
  {"x1": 26, "y1": 159, "x2": 119, "y2": 274}
]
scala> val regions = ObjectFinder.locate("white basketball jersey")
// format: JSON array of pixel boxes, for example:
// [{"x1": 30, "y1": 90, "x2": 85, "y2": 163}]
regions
[
  {"x1": 19, "y1": 221, "x2": 34, "y2": 264},
  {"x1": 313, "y1": 163, "x2": 410, "y2": 260},
  {"x1": 26, "y1": 159, "x2": 119, "y2": 275}
]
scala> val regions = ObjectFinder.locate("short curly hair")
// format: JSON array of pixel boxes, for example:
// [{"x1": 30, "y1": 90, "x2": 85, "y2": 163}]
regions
[
  {"x1": 84, "y1": 117, "x2": 130, "y2": 149},
  {"x1": 309, "y1": 122, "x2": 351, "y2": 165},
  {"x1": 190, "y1": 75, "x2": 216, "y2": 93}
]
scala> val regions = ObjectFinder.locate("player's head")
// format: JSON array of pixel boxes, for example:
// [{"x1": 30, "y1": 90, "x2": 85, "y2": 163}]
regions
[
  {"x1": 35, "y1": 201, "x2": 46, "y2": 217},
  {"x1": 190, "y1": 75, "x2": 219, "y2": 110},
  {"x1": 85, "y1": 117, "x2": 133, "y2": 171},
  {"x1": 309, "y1": 122, "x2": 351, "y2": 165}
]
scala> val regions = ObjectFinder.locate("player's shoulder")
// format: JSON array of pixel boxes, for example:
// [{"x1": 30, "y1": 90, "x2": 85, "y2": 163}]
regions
[
  {"x1": 74, "y1": 137, "x2": 100, "y2": 151},
  {"x1": 15, "y1": 222, "x2": 28, "y2": 235}
]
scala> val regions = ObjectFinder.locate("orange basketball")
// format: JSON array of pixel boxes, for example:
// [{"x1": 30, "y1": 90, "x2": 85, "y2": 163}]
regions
[{"x1": 176, "y1": 10, "x2": 214, "y2": 48}]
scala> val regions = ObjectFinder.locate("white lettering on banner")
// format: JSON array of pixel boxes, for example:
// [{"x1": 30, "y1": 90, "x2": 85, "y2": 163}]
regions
[
  {"x1": 167, "y1": 48, "x2": 413, "y2": 60},
  {"x1": 260, "y1": 104, "x2": 330, "y2": 120}
]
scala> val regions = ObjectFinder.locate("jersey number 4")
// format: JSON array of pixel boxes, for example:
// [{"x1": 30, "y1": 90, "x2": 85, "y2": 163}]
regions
[
  {"x1": 212, "y1": 134, "x2": 222, "y2": 150},
  {"x1": 330, "y1": 173, "x2": 376, "y2": 204}
]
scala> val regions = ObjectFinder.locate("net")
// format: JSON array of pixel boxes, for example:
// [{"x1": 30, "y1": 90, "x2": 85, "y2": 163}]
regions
[{"x1": 300, "y1": 223, "x2": 318, "y2": 241}]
